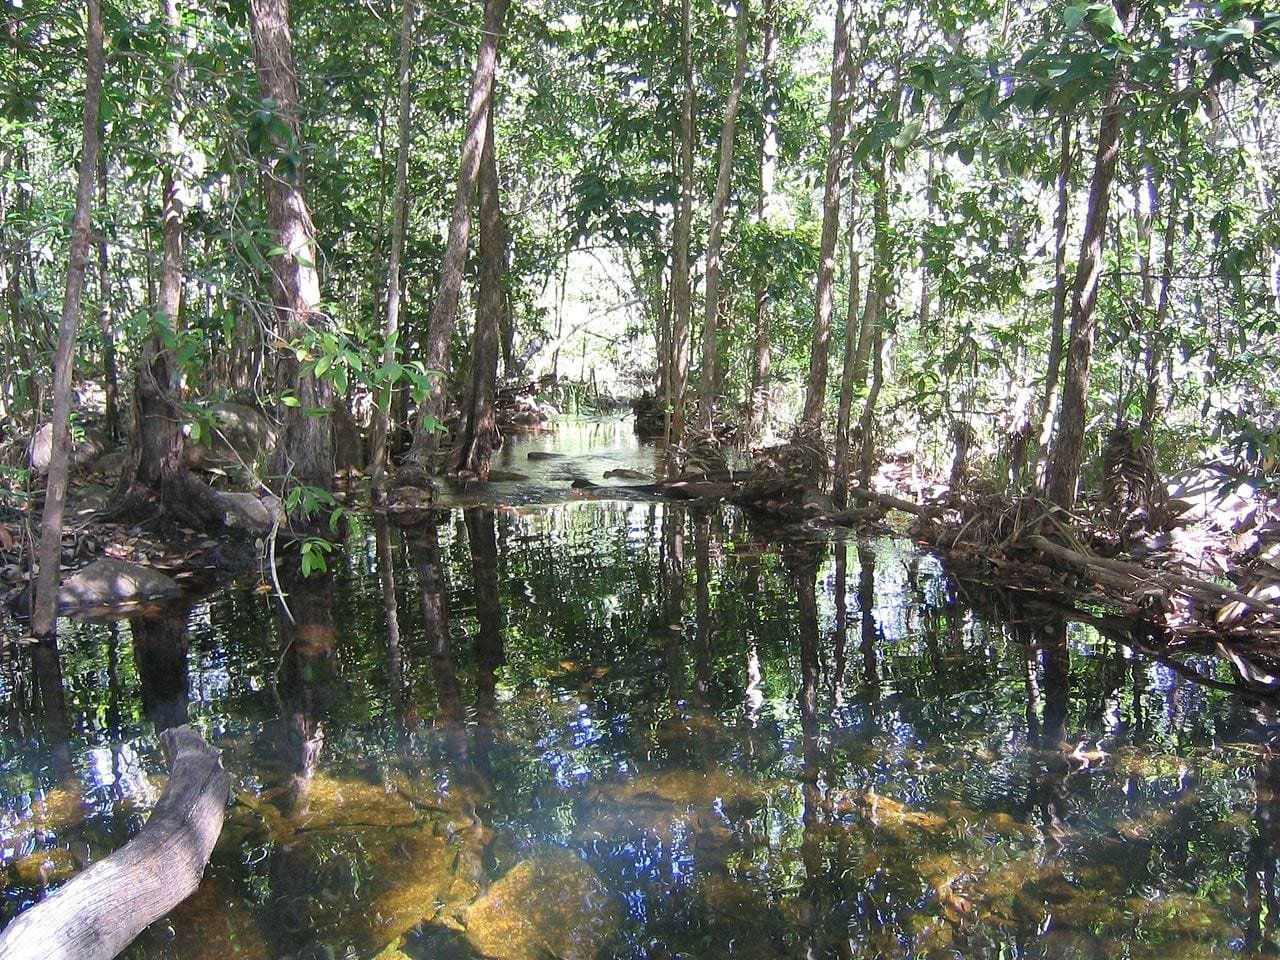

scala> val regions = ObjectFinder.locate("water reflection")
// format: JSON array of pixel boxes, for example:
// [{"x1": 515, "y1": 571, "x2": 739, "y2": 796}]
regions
[
  {"x1": 3, "y1": 501, "x2": 1280, "y2": 958},
  {"x1": 272, "y1": 574, "x2": 337, "y2": 816},
  {"x1": 130, "y1": 607, "x2": 191, "y2": 734}
]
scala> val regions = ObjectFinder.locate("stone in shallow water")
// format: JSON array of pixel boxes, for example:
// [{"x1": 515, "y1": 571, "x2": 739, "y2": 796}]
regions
[
  {"x1": 13, "y1": 847, "x2": 79, "y2": 886},
  {"x1": 57, "y1": 558, "x2": 181, "y2": 611},
  {"x1": 462, "y1": 847, "x2": 621, "y2": 960}
]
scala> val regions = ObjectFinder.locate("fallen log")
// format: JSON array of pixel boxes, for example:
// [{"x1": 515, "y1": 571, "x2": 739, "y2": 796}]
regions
[
  {"x1": 843, "y1": 488, "x2": 943, "y2": 518},
  {"x1": 1023, "y1": 534, "x2": 1280, "y2": 618},
  {"x1": 0, "y1": 725, "x2": 230, "y2": 960}
]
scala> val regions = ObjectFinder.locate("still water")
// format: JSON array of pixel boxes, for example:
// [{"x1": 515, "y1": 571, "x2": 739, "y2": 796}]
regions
[{"x1": 1, "y1": 429, "x2": 1276, "y2": 959}]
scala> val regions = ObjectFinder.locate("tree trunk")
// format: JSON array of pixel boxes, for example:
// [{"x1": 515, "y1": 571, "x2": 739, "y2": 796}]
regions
[
  {"x1": 454, "y1": 115, "x2": 504, "y2": 478},
  {"x1": 800, "y1": 0, "x2": 851, "y2": 429},
  {"x1": 745, "y1": 0, "x2": 778, "y2": 440},
  {"x1": 1045, "y1": 34, "x2": 1130, "y2": 509},
  {"x1": 1140, "y1": 170, "x2": 1179, "y2": 439},
  {"x1": 851, "y1": 152, "x2": 889, "y2": 386},
  {"x1": 697, "y1": 0, "x2": 750, "y2": 432},
  {"x1": 0, "y1": 727, "x2": 228, "y2": 960},
  {"x1": 370, "y1": 0, "x2": 416, "y2": 494},
  {"x1": 95, "y1": 149, "x2": 119, "y2": 442},
  {"x1": 31, "y1": 0, "x2": 105, "y2": 640},
  {"x1": 1034, "y1": 115, "x2": 1073, "y2": 484},
  {"x1": 832, "y1": 188, "x2": 862, "y2": 509},
  {"x1": 250, "y1": 0, "x2": 334, "y2": 496},
  {"x1": 667, "y1": 0, "x2": 695, "y2": 450},
  {"x1": 115, "y1": 0, "x2": 187, "y2": 511},
  {"x1": 407, "y1": 0, "x2": 511, "y2": 468},
  {"x1": 857, "y1": 326, "x2": 884, "y2": 485}
]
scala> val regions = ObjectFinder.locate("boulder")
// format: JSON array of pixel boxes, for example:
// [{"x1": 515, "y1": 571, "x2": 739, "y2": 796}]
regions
[
  {"x1": 213, "y1": 491, "x2": 281, "y2": 533},
  {"x1": 183, "y1": 402, "x2": 278, "y2": 476},
  {"x1": 57, "y1": 559, "x2": 181, "y2": 612},
  {"x1": 462, "y1": 847, "x2": 621, "y2": 960},
  {"x1": 27, "y1": 423, "x2": 110, "y2": 474}
]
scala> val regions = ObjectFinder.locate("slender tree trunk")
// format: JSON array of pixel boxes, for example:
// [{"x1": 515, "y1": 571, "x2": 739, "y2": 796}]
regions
[
  {"x1": 1045, "y1": 19, "x2": 1131, "y2": 509},
  {"x1": 454, "y1": 115, "x2": 504, "y2": 478},
  {"x1": 370, "y1": 0, "x2": 415, "y2": 493},
  {"x1": 857, "y1": 327, "x2": 884, "y2": 485},
  {"x1": 851, "y1": 153, "x2": 889, "y2": 385},
  {"x1": 250, "y1": 0, "x2": 334, "y2": 496},
  {"x1": 95, "y1": 149, "x2": 119, "y2": 442},
  {"x1": 667, "y1": 0, "x2": 695, "y2": 450},
  {"x1": 1034, "y1": 115, "x2": 1073, "y2": 483},
  {"x1": 407, "y1": 0, "x2": 511, "y2": 468},
  {"x1": 833, "y1": 188, "x2": 861, "y2": 509},
  {"x1": 496, "y1": 208, "x2": 515, "y2": 377},
  {"x1": 746, "y1": 0, "x2": 778, "y2": 440},
  {"x1": 1140, "y1": 168, "x2": 1179, "y2": 439},
  {"x1": 32, "y1": 0, "x2": 105, "y2": 639},
  {"x1": 801, "y1": 0, "x2": 851, "y2": 429},
  {"x1": 917, "y1": 146, "x2": 935, "y2": 335},
  {"x1": 128, "y1": 0, "x2": 187, "y2": 496},
  {"x1": 697, "y1": 0, "x2": 750, "y2": 432}
]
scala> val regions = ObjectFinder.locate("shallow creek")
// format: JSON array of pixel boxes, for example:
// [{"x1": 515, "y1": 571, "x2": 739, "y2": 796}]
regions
[{"x1": 1, "y1": 422, "x2": 1277, "y2": 959}]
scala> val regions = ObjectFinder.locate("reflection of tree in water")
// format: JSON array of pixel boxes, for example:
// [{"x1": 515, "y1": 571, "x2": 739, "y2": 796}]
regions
[
  {"x1": 856, "y1": 541, "x2": 880, "y2": 714},
  {"x1": 1243, "y1": 704, "x2": 1280, "y2": 952},
  {"x1": 374, "y1": 516, "x2": 410, "y2": 751},
  {"x1": 465, "y1": 507, "x2": 505, "y2": 819},
  {"x1": 272, "y1": 573, "x2": 337, "y2": 817},
  {"x1": 1027, "y1": 615, "x2": 1072, "y2": 840},
  {"x1": 129, "y1": 605, "x2": 191, "y2": 735},
  {"x1": 29, "y1": 637, "x2": 74, "y2": 783},
  {"x1": 784, "y1": 539, "x2": 836, "y2": 958},
  {"x1": 660, "y1": 505, "x2": 686, "y2": 714}
]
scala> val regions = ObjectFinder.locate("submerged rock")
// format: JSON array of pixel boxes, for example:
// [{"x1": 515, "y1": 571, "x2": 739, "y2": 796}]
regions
[
  {"x1": 58, "y1": 558, "x2": 181, "y2": 612},
  {"x1": 13, "y1": 847, "x2": 79, "y2": 886},
  {"x1": 462, "y1": 847, "x2": 620, "y2": 960}
]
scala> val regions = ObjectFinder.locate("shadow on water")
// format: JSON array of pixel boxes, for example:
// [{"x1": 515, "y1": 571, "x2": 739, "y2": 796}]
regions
[{"x1": 5, "y1": 488, "x2": 1280, "y2": 958}]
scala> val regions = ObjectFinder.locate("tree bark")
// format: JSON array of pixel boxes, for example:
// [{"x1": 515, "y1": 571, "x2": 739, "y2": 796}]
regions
[
  {"x1": 95, "y1": 149, "x2": 119, "y2": 443},
  {"x1": 697, "y1": 0, "x2": 750, "y2": 432},
  {"x1": 800, "y1": 0, "x2": 851, "y2": 429},
  {"x1": 856, "y1": 326, "x2": 884, "y2": 485},
  {"x1": 1045, "y1": 8, "x2": 1132, "y2": 509},
  {"x1": 454, "y1": 114, "x2": 504, "y2": 478},
  {"x1": 407, "y1": 0, "x2": 511, "y2": 468},
  {"x1": 1034, "y1": 115, "x2": 1072, "y2": 483},
  {"x1": 370, "y1": 0, "x2": 416, "y2": 493},
  {"x1": 0, "y1": 727, "x2": 228, "y2": 960},
  {"x1": 745, "y1": 0, "x2": 778, "y2": 440},
  {"x1": 31, "y1": 0, "x2": 105, "y2": 640},
  {"x1": 832, "y1": 187, "x2": 861, "y2": 509},
  {"x1": 250, "y1": 0, "x2": 334, "y2": 495},
  {"x1": 113, "y1": 0, "x2": 191, "y2": 517},
  {"x1": 667, "y1": 0, "x2": 695, "y2": 450}
]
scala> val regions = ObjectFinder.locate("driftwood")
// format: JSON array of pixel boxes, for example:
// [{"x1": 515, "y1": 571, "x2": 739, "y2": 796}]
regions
[
  {"x1": 1023, "y1": 534, "x2": 1280, "y2": 618},
  {"x1": 0, "y1": 726, "x2": 230, "y2": 960}
]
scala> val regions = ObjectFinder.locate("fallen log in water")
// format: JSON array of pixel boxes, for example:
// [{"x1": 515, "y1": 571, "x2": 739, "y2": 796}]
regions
[
  {"x1": 1023, "y1": 534, "x2": 1280, "y2": 619},
  {"x1": 842, "y1": 487, "x2": 943, "y2": 518},
  {"x1": 0, "y1": 726, "x2": 229, "y2": 960}
]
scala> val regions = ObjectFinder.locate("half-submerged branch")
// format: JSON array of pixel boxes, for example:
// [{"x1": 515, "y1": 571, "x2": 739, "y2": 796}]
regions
[{"x1": 0, "y1": 726, "x2": 229, "y2": 960}]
